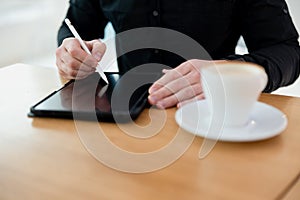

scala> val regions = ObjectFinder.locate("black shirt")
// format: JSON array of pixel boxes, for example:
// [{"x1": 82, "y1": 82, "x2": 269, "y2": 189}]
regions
[{"x1": 58, "y1": 0, "x2": 300, "y2": 92}]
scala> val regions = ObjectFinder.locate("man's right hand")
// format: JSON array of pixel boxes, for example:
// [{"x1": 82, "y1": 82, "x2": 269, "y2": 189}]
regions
[{"x1": 55, "y1": 38, "x2": 106, "y2": 80}]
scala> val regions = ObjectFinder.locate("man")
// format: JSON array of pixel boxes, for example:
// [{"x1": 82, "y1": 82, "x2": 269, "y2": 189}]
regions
[{"x1": 56, "y1": 0, "x2": 300, "y2": 109}]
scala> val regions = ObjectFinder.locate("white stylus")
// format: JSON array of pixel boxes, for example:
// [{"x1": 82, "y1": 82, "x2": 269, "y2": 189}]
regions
[{"x1": 64, "y1": 18, "x2": 109, "y2": 84}]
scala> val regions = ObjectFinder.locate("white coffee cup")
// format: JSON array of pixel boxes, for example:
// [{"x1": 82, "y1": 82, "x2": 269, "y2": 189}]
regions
[{"x1": 201, "y1": 61, "x2": 268, "y2": 127}]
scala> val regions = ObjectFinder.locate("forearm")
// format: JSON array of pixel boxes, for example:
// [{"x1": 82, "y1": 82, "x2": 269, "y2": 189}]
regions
[
  {"x1": 231, "y1": 0, "x2": 300, "y2": 92},
  {"x1": 226, "y1": 41, "x2": 300, "y2": 92},
  {"x1": 243, "y1": 43, "x2": 300, "y2": 92}
]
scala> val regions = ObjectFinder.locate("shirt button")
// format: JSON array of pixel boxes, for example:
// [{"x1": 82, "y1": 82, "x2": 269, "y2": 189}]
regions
[
  {"x1": 153, "y1": 10, "x2": 159, "y2": 17},
  {"x1": 283, "y1": 8, "x2": 288, "y2": 14}
]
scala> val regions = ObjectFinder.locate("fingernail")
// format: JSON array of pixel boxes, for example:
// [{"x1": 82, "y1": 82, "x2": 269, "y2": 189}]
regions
[
  {"x1": 149, "y1": 86, "x2": 158, "y2": 94},
  {"x1": 94, "y1": 52, "x2": 102, "y2": 61},
  {"x1": 162, "y1": 69, "x2": 171, "y2": 74},
  {"x1": 148, "y1": 95, "x2": 157, "y2": 104}
]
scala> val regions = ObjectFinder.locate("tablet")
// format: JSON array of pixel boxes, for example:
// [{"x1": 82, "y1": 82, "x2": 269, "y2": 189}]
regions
[{"x1": 29, "y1": 72, "x2": 158, "y2": 122}]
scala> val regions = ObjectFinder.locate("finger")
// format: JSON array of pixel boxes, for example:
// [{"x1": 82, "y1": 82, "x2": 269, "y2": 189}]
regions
[
  {"x1": 63, "y1": 38, "x2": 98, "y2": 69},
  {"x1": 177, "y1": 93, "x2": 205, "y2": 108},
  {"x1": 56, "y1": 49, "x2": 76, "y2": 80},
  {"x1": 58, "y1": 53, "x2": 95, "y2": 80},
  {"x1": 148, "y1": 68, "x2": 173, "y2": 93},
  {"x1": 149, "y1": 63, "x2": 189, "y2": 94},
  {"x1": 57, "y1": 58, "x2": 69, "y2": 79},
  {"x1": 162, "y1": 69, "x2": 172, "y2": 74},
  {"x1": 86, "y1": 40, "x2": 107, "y2": 61},
  {"x1": 60, "y1": 50, "x2": 96, "y2": 73},
  {"x1": 59, "y1": 61, "x2": 94, "y2": 80},
  {"x1": 148, "y1": 70, "x2": 200, "y2": 104},
  {"x1": 56, "y1": 40, "x2": 95, "y2": 79},
  {"x1": 149, "y1": 61, "x2": 198, "y2": 94},
  {"x1": 154, "y1": 83, "x2": 203, "y2": 109}
]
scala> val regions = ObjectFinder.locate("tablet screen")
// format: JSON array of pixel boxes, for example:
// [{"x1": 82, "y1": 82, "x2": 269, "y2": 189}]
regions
[
  {"x1": 33, "y1": 73, "x2": 119, "y2": 113},
  {"x1": 29, "y1": 72, "x2": 155, "y2": 122}
]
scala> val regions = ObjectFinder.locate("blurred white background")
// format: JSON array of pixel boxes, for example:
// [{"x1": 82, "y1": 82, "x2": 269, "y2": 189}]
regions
[
  {"x1": 0, "y1": 0, "x2": 299, "y2": 96},
  {"x1": 0, "y1": 0, "x2": 68, "y2": 68}
]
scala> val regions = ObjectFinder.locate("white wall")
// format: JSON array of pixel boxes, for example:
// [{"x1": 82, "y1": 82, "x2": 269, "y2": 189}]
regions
[
  {"x1": 286, "y1": 0, "x2": 300, "y2": 34},
  {"x1": 0, "y1": 0, "x2": 67, "y2": 68}
]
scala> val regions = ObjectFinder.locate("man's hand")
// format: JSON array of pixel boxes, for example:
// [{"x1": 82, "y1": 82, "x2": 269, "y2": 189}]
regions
[
  {"x1": 56, "y1": 38, "x2": 106, "y2": 80},
  {"x1": 148, "y1": 59, "x2": 204, "y2": 109},
  {"x1": 148, "y1": 59, "x2": 227, "y2": 109}
]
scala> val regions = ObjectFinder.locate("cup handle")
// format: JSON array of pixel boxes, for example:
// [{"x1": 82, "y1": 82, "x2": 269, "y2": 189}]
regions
[{"x1": 260, "y1": 70, "x2": 268, "y2": 91}]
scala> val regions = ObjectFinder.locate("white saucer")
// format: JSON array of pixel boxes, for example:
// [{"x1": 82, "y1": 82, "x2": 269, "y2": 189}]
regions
[{"x1": 175, "y1": 101, "x2": 288, "y2": 142}]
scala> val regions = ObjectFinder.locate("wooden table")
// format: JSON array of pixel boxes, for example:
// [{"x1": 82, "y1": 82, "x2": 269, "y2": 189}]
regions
[
  {"x1": 283, "y1": 174, "x2": 300, "y2": 200},
  {"x1": 0, "y1": 64, "x2": 300, "y2": 200}
]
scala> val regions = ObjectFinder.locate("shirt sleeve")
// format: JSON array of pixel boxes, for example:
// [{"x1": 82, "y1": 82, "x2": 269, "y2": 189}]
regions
[
  {"x1": 57, "y1": 0, "x2": 109, "y2": 46},
  {"x1": 226, "y1": 0, "x2": 300, "y2": 92}
]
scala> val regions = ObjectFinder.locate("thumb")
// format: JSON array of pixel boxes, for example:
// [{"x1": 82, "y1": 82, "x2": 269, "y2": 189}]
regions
[{"x1": 86, "y1": 39, "x2": 106, "y2": 62}]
